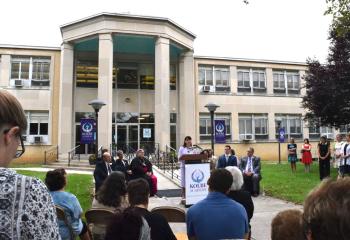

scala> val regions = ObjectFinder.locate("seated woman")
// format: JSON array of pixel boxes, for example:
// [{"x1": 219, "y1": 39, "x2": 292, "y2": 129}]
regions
[
  {"x1": 92, "y1": 171, "x2": 128, "y2": 212},
  {"x1": 45, "y1": 168, "x2": 90, "y2": 240},
  {"x1": 226, "y1": 166, "x2": 254, "y2": 239}
]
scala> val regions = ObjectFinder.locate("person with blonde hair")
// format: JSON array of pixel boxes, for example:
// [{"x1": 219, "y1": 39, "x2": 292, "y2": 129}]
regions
[
  {"x1": 271, "y1": 209, "x2": 304, "y2": 240},
  {"x1": 0, "y1": 90, "x2": 60, "y2": 239}
]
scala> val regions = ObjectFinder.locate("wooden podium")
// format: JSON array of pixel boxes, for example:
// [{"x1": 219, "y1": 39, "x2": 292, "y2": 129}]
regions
[{"x1": 179, "y1": 153, "x2": 208, "y2": 163}]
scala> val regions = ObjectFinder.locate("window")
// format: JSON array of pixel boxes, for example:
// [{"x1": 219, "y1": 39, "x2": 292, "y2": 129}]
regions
[
  {"x1": 10, "y1": 56, "x2": 51, "y2": 87},
  {"x1": 339, "y1": 124, "x2": 350, "y2": 137},
  {"x1": 76, "y1": 62, "x2": 99, "y2": 88},
  {"x1": 198, "y1": 65, "x2": 230, "y2": 92},
  {"x1": 24, "y1": 111, "x2": 49, "y2": 144},
  {"x1": 320, "y1": 126, "x2": 334, "y2": 139},
  {"x1": 170, "y1": 64, "x2": 176, "y2": 90},
  {"x1": 237, "y1": 68, "x2": 266, "y2": 93},
  {"x1": 275, "y1": 114, "x2": 302, "y2": 139},
  {"x1": 239, "y1": 114, "x2": 268, "y2": 140},
  {"x1": 308, "y1": 124, "x2": 320, "y2": 140},
  {"x1": 170, "y1": 113, "x2": 177, "y2": 149},
  {"x1": 117, "y1": 67, "x2": 138, "y2": 89},
  {"x1": 273, "y1": 70, "x2": 300, "y2": 94},
  {"x1": 199, "y1": 113, "x2": 231, "y2": 142}
]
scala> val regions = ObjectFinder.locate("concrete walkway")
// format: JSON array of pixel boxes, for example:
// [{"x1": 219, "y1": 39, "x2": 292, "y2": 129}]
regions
[{"x1": 13, "y1": 166, "x2": 303, "y2": 240}]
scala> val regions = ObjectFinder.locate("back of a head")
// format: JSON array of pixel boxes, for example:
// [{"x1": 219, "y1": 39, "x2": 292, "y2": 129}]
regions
[
  {"x1": 271, "y1": 209, "x2": 303, "y2": 240},
  {"x1": 127, "y1": 178, "x2": 150, "y2": 206},
  {"x1": 105, "y1": 207, "x2": 150, "y2": 240},
  {"x1": 207, "y1": 169, "x2": 233, "y2": 194},
  {"x1": 45, "y1": 169, "x2": 66, "y2": 191},
  {"x1": 302, "y1": 178, "x2": 350, "y2": 240},
  {"x1": 225, "y1": 166, "x2": 244, "y2": 191},
  {"x1": 0, "y1": 90, "x2": 27, "y2": 132}
]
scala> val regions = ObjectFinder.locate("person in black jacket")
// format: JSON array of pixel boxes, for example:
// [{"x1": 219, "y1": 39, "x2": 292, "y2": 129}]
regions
[
  {"x1": 226, "y1": 166, "x2": 254, "y2": 239},
  {"x1": 93, "y1": 152, "x2": 113, "y2": 192},
  {"x1": 112, "y1": 150, "x2": 131, "y2": 180},
  {"x1": 127, "y1": 179, "x2": 176, "y2": 240},
  {"x1": 130, "y1": 149, "x2": 154, "y2": 194}
]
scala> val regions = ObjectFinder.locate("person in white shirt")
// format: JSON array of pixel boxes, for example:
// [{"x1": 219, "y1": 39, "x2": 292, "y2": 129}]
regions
[
  {"x1": 333, "y1": 134, "x2": 344, "y2": 179},
  {"x1": 340, "y1": 133, "x2": 350, "y2": 178},
  {"x1": 178, "y1": 136, "x2": 195, "y2": 201},
  {"x1": 239, "y1": 147, "x2": 262, "y2": 197}
]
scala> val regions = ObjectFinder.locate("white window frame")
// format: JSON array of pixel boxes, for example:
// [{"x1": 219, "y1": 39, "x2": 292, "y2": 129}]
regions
[
  {"x1": 199, "y1": 113, "x2": 231, "y2": 141},
  {"x1": 24, "y1": 111, "x2": 50, "y2": 144},
  {"x1": 275, "y1": 114, "x2": 303, "y2": 138},
  {"x1": 273, "y1": 70, "x2": 300, "y2": 94},
  {"x1": 199, "y1": 65, "x2": 230, "y2": 91},
  {"x1": 239, "y1": 114, "x2": 268, "y2": 140},
  {"x1": 320, "y1": 126, "x2": 334, "y2": 139},
  {"x1": 237, "y1": 68, "x2": 266, "y2": 93}
]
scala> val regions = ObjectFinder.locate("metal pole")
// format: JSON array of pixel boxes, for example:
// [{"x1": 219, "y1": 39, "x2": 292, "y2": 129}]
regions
[
  {"x1": 278, "y1": 124, "x2": 281, "y2": 164},
  {"x1": 95, "y1": 109, "x2": 99, "y2": 160},
  {"x1": 210, "y1": 110, "x2": 215, "y2": 155}
]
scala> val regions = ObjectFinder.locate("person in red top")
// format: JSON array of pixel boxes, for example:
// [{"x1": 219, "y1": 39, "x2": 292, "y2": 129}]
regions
[{"x1": 301, "y1": 138, "x2": 313, "y2": 173}]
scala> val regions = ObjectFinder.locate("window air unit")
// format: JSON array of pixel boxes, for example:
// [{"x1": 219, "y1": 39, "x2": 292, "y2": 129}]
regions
[
  {"x1": 14, "y1": 79, "x2": 23, "y2": 87},
  {"x1": 202, "y1": 85, "x2": 211, "y2": 92},
  {"x1": 34, "y1": 136, "x2": 42, "y2": 143},
  {"x1": 240, "y1": 134, "x2": 254, "y2": 141}
]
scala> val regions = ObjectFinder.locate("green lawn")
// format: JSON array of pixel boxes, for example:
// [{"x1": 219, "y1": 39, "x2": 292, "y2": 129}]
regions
[
  {"x1": 261, "y1": 161, "x2": 338, "y2": 204},
  {"x1": 15, "y1": 170, "x2": 93, "y2": 214}
]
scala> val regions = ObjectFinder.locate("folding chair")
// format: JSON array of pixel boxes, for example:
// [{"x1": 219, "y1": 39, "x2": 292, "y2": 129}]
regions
[
  {"x1": 85, "y1": 208, "x2": 116, "y2": 240},
  {"x1": 55, "y1": 205, "x2": 75, "y2": 240},
  {"x1": 150, "y1": 206, "x2": 186, "y2": 222}
]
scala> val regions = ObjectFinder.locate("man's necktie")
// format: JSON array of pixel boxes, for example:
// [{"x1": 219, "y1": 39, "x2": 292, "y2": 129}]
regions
[{"x1": 247, "y1": 158, "x2": 252, "y2": 172}]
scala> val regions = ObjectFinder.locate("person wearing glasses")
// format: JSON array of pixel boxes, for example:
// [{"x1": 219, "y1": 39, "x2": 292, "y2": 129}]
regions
[{"x1": 0, "y1": 90, "x2": 60, "y2": 239}]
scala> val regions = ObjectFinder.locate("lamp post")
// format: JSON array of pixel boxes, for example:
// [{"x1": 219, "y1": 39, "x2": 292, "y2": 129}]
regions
[
  {"x1": 276, "y1": 117, "x2": 282, "y2": 164},
  {"x1": 205, "y1": 103, "x2": 220, "y2": 155},
  {"x1": 88, "y1": 99, "x2": 106, "y2": 159}
]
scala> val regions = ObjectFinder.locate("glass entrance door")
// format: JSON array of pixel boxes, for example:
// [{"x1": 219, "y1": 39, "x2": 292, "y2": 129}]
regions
[{"x1": 115, "y1": 124, "x2": 139, "y2": 153}]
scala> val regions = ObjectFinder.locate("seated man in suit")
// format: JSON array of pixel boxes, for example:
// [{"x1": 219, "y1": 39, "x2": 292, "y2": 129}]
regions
[
  {"x1": 111, "y1": 150, "x2": 132, "y2": 180},
  {"x1": 217, "y1": 145, "x2": 238, "y2": 169},
  {"x1": 93, "y1": 152, "x2": 113, "y2": 192},
  {"x1": 239, "y1": 147, "x2": 262, "y2": 197}
]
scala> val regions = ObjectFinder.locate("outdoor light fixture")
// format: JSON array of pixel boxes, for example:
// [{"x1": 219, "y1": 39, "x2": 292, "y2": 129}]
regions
[
  {"x1": 88, "y1": 99, "x2": 107, "y2": 159},
  {"x1": 205, "y1": 103, "x2": 220, "y2": 155}
]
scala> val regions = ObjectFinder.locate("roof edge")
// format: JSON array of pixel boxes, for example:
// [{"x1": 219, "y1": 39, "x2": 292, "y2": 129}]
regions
[{"x1": 0, "y1": 44, "x2": 60, "y2": 51}]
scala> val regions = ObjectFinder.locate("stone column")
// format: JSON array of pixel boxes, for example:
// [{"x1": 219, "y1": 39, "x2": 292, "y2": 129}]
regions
[
  {"x1": 268, "y1": 112, "x2": 276, "y2": 141},
  {"x1": 0, "y1": 55, "x2": 11, "y2": 87},
  {"x1": 232, "y1": 112, "x2": 239, "y2": 141},
  {"x1": 154, "y1": 37, "x2": 170, "y2": 151},
  {"x1": 266, "y1": 68, "x2": 274, "y2": 95},
  {"x1": 179, "y1": 50, "x2": 196, "y2": 144},
  {"x1": 58, "y1": 43, "x2": 74, "y2": 155},
  {"x1": 230, "y1": 65, "x2": 237, "y2": 94},
  {"x1": 98, "y1": 33, "x2": 114, "y2": 149}
]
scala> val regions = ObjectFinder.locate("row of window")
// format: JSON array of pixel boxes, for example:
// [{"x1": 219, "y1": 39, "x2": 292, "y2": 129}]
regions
[
  {"x1": 198, "y1": 65, "x2": 301, "y2": 94},
  {"x1": 199, "y1": 113, "x2": 348, "y2": 142},
  {"x1": 23, "y1": 111, "x2": 49, "y2": 144}
]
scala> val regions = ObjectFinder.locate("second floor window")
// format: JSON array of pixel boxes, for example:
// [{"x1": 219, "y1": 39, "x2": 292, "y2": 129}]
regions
[
  {"x1": 237, "y1": 68, "x2": 266, "y2": 93},
  {"x1": 199, "y1": 65, "x2": 230, "y2": 92},
  {"x1": 273, "y1": 70, "x2": 300, "y2": 95}
]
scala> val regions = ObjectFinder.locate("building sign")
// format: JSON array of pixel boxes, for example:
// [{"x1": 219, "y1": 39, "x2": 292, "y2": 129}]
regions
[
  {"x1": 80, "y1": 118, "x2": 95, "y2": 144},
  {"x1": 185, "y1": 163, "x2": 210, "y2": 205},
  {"x1": 143, "y1": 128, "x2": 151, "y2": 138},
  {"x1": 214, "y1": 120, "x2": 226, "y2": 143},
  {"x1": 279, "y1": 128, "x2": 285, "y2": 143}
]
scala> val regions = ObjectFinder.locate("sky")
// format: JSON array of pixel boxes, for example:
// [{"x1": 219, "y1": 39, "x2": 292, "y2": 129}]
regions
[{"x1": 0, "y1": 0, "x2": 332, "y2": 63}]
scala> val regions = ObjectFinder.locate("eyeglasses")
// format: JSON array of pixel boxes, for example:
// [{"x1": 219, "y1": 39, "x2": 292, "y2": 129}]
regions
[{"x1": 3, "y1": 128, "x2": 25, "y2": 158}]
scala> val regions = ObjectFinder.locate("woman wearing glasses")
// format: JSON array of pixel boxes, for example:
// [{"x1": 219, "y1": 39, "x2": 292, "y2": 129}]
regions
[{"x1": 0, "y1": 90, "x2": 60, "y2": 239}]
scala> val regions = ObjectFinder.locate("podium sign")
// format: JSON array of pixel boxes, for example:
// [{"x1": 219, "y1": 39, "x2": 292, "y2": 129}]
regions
[{"x1": 185, "y1": 163, "x2": 210, "y2": 205}]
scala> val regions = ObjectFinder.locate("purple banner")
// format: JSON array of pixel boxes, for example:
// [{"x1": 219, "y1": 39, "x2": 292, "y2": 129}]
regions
[
  {"x1": 80, "y1": 118, "x2": 95, "y2": 144},
  {"x1": 215, "y1": 120, "x2": 226, "y2": 143}
]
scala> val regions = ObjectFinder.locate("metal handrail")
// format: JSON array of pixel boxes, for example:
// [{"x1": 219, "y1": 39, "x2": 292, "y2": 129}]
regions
[
  {"x1": 68, "y1": 145, "x2": 80, "y2": 167},
  {"x1": 44, "y1": 145, "x2": 59, "y2": 165}
]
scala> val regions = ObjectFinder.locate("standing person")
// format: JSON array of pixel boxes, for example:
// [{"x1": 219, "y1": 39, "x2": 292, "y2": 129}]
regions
[
  {"x1": 94, "y1": 152, "x2": 113, "y2": 192},
  {"x1": 333, "y1": 134, "x2": 344, "y2": 179},
  {"x1": 340, "y1": 133, "x2": 350, "y2": 178},
  {"x1": 301, "y1": 138, "x2": 313, "y2": 173},
  {"x1": 217, "y1": 145, "x2": 238, "y2": 169},
  {"x1": 45, "y1": 169, "x2": 90, "y2": 240},
  {"x1": 186, "y1": 169, "x2": 249, "y2": 240},
  {"x1": 0, "y1": 90, "x2": 60, "y2": 239},
  {"x1": 287, "y1": 138, "x2": 298, "y2": 173},
  {"x1": 317, "y1": 136, "x2": 331, "y2": 180},
  {"x1": 178, "y1": 136, "x2": 195, "y2": 201}
]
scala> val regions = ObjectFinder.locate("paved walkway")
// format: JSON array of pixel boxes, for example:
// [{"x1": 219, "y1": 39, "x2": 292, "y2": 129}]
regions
[{"x1": 13, "y1": 167, "x2": 303, "y2": 240}]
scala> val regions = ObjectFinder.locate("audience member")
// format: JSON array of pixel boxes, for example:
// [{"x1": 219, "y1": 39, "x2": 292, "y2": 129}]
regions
[
  {"x1": 94, "y1": 151, "x2": 113, "y2": 192},
  {"x1": 271, "y1": 209, "x2": 304, "y2": 240},
  {"x1": 112, "y1": 150, "x2": 131, "y2": 179},
  {"x1": 217, "y1": 145, "x2": 238, "y2": 168},
  {"x1": 333, "y1": 134, "x2": 344, "y2": 178},
  {"x1": 105, "y1": 207, "x2": 151, "y2": 240},
  {"x1": 92, "y1": 171, "x2": 128, "y2": 212},
  {"x1": 45, "y1": 168, "x2": 90, "y2": 240},
  {"x1": 0, "y1": 90, "x2": 60, "y2": 239},
  {"x1": 226, "y1": 166, "x2": 254, "y2": 228},
  {"x1": 127, "y1": 178, "x2": 176, "y2": 240},
  {"x1": 340, "y1": 133, "x2": 350, "y2": 178},
  {"x1": 130, "y1": 149, "x2": 157, "y2": 196},
  {"x1": 302, "y1": 178, "x2": 350, "y2": 240},
  {"x1": 239, "y1": 147, "x2": 262, "y2": 197},
  {"x1": 317, "y1": 136, "x2": 331, "y2": 180},
  {"x1": 287, "y1": 138, "x2": 298, "y2": 173},
  {"x1": 187, "y1": 169, "x2": 249, "y2": 240},
  {"x1": 301, "y1": 138, "x2": 313, "y2": 173}
]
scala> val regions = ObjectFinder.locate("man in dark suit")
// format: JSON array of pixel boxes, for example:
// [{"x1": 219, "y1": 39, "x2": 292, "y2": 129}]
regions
[
  {"x1": 93, "y1": 152, "x2": 113, "y2": 192},
  {"x1": 217, "y1": 145, "x2": 238, "y2": 168},
  {"x1": 111, "y1": 150, "x2": 132, "y2": 180},
  {"x1": 239, "y1": 147, "x2": 262, "y2": 197}
]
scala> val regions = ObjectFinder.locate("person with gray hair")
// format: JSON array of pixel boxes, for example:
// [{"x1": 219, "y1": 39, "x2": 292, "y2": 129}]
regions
[{"x1": 226, "y1": 166, "x2": 254, "y2": 239}]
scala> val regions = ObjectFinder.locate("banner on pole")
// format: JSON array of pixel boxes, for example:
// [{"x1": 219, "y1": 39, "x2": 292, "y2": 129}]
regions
[
  {"x1": 80, "y1": 118, "x2": 95, "y2": 144},
  {"x1": 279, "y1": 128, "x2": 285, "y2": 143},
  {"x1": 214, "y1": 120, "x2": 226, "y2": 143}
]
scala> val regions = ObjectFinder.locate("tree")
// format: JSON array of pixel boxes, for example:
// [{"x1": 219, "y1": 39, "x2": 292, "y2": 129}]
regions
[{"x1": 302, "y1": 0, "x2": 350, "y2": 128}]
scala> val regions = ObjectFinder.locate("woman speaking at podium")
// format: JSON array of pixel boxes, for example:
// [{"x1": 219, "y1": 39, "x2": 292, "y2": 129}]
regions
[{"x1": 178, "y1": 136, "x2": 196, "y2": 201}]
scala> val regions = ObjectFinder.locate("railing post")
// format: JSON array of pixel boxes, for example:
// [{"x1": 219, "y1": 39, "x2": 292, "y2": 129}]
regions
[
  {"x1": 44, "y1": 151, "x2": 47, "y2": 165},
  {"x1": 68, "y1": 152, "x2": 71, "y2": 167},
  {"x1": 171, "y1": 154, "x2": 174, "y2": 179},
  {"x1": 56, "y1": 146, "x2": 59, "y2": 162}
]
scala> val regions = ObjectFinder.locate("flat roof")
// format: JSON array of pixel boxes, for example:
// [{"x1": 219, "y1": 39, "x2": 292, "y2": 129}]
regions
[
  {"x1": 194, "y1": 55, "x2": 307, "y2": 66},
  {"x1": 60, "y1": 12, "x2": 196, "y2": 39},
  {"x1": 0, "y1": 44, "x2": 60, "y2": 51}
]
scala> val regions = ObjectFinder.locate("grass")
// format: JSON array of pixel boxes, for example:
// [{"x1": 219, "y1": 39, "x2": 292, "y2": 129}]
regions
[
  {"x1": 15, "y1": 170, "x2": 93, "y2": 215},
  {"x1": 261, "y1": 161, "x2": 338, "y2": 204}
]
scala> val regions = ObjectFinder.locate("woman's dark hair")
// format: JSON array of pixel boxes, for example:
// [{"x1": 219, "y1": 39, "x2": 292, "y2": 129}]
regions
[
  {"x1": 105, "y1": 207, "x2": 142, "y2": 240},
  {"x1": 183, "y1": 136, "x2": 192, "y2": 147},
  {"x1": 320, "y1": 136, "x2": 327, "y2": 143},
  {"x1": 231, "y1": 149, "x2": 236, "y2": 156},
  {"x1": 45, "y1": 168, "x2": 67, "y2": 191},
  {"x1": 96, "y1": 172, "x2": 127, "y2": 208},
  {"x1": 304, "y1": 138, "x2": 310, "y2": 144}
]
